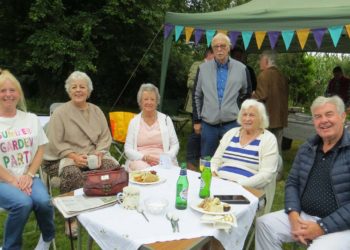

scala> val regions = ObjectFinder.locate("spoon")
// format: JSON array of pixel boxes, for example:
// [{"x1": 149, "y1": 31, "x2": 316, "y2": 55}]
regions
[
  {"x1": 166, "y1": 212, "x2": 175, "y2": 232},
  {"x1": 137, "y1": 207, "x2": 149, "y2": 222}
]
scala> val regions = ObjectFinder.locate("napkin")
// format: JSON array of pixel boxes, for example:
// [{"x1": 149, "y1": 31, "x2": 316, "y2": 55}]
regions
[{"x1": 200, "y1": 214, "x2": 237, "y2": 233}]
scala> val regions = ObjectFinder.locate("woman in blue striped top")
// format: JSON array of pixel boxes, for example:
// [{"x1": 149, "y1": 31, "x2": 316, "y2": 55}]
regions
[{"x1": 211, "y1": 99, "x2": 279, "y2": 212}]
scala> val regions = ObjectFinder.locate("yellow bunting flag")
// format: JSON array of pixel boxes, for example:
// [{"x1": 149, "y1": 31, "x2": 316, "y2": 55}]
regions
[
  {"x1": 255, "y1": 31, "x2": 266, "y2": 49},
  {"x1": 296, "y1": 29, "x2": 310, "y2": 50},
  {"x1": 185, "y1": 27, "x2": 194, "y2": 43},
  {"x1": 345, "y1": 24, "x2": 350, "y2": 38},
  {"x1": 217, "y1": 30, "x2": 227, "y2": 35}
]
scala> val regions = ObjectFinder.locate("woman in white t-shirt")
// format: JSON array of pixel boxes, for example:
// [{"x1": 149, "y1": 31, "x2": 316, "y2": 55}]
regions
[{"x1": 0, "y1": 70, "x2": 55, "y2": 250}]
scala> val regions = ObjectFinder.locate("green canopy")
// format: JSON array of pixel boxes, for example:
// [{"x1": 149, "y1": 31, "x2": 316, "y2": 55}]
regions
[{"x1": 159, "y1": 0, "x2": 350, "y2": 109}]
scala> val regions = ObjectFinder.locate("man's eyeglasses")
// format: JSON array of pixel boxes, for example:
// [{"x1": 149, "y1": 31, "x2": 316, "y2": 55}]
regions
[{"x1": 213, "y1": 44, "x2": 227, "y2": 50}]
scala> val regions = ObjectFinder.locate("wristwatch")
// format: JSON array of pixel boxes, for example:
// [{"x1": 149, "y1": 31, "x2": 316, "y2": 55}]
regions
[{"x1": 26, "y1": 172, "x2": 35, "y2": 178}]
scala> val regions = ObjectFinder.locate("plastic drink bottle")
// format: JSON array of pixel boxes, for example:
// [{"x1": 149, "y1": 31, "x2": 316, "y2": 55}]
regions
[
  {"x1": 199, "y1": 161, "x2": 212, "y2": 198},
  {"x1": 175, "y1": 163, "x2": 189, "y2": 209}
]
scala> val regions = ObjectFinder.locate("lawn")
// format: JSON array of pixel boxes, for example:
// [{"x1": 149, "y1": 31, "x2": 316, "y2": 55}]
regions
[{"x1": 0, "y1": 122, "x2": 305, "y2": 249}]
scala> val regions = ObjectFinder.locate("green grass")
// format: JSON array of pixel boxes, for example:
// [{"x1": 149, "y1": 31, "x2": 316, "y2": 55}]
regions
[{"x1": 0, "y1": 122, "x2": 304, "y2": 249}]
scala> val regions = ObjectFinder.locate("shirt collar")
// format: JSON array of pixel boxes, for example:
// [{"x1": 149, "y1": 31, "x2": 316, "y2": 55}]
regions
[{"x1": 215, "y1": 58, "x2": 229, "y2": 68}]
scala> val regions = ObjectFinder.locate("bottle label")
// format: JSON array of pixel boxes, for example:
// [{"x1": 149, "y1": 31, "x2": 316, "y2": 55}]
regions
[
  {"x1": 180, "y1": 188, "x2": 188, "y2": 200},
  {"x1": 200, "y1": 179, "x2": 205, "y2": 189}
]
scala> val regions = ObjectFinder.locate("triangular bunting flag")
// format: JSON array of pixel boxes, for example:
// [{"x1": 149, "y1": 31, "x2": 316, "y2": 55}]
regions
[
  {"x1": 267, "y1": 31, "x2": 280, "y2": 49},
  {"x1": 328, "y1": 26, "x2": 343, "y2": 47},
  {"x1": 185, "y1": 27, "x2": 194, "y2": 43},
  {"x1": 312, "y1": 28, "x2": 326, "y2": 49},
  {"x1": 281, "y1": 30, "x2": 294, "y2": 50},
  {"x1": 255, "y1": 31, "x2": 266, "y2": 50},
  {"x1": 242, "y1": 31, "x2": 253, "y2": 50},
  {"x1": 164, "y1": 23, "x2": 174, "y2": 39},
  {"x1": 296, "y1": 29, "x2": 310, "y2": 50},
  {"x1": 206, "y1": 30, "x2": 216, "y2": 47},
  {"x1": 194, "y1": 29, "x2": 205, "y2": 45},
  {"x1": 175, "y1": 25, "x2": 184, "y2": 42},
  {"x1": 217, "y1": 30, "x2": 227, "y2": 35},
  {"x1": 228, "y1": 31, "x2": 240, "y2": 48},
  {"x1": 345, "y1": 24, "x2": 350, "y2": 38}
]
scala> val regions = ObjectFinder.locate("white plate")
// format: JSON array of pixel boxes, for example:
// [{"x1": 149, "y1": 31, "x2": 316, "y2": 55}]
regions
[
  {"x1": 129, "y1": 176, "x2": 166, "y2": 185},
  {"x1": 190, "y1": 201, "x2": 232, "y2": 215}
]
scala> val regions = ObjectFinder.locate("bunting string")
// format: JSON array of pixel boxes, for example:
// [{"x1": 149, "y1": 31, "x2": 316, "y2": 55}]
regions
[{"x1": 164, "y1": 23, "x2": 347, "y2": 51}]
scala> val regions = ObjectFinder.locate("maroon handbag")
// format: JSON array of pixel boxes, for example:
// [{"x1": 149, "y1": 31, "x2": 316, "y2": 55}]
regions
[{"x1": 83, "y1": 167, "x2": 129, "y2": 196}]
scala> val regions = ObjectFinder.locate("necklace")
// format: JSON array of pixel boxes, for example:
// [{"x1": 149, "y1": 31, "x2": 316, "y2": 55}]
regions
[{"x1": 142, "y1": 112, "x2": 157, "y2": 126}]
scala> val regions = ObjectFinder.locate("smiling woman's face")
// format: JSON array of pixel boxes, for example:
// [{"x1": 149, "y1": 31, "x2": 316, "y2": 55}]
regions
[
  {"x1": 241, "y1": 106, "x2": 261, "y2": 132},
  {"x1": 140, "y1": 90, "x2": 157, "y2": 113},
  {"x1": 0, "y1": 79, "x2": 20, "y2": 112},
  {"x1": 68, "y1": 79, "x2": 89, "y2": 106}
]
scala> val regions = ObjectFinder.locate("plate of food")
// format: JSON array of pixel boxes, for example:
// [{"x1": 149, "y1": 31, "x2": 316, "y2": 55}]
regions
[
  {"x1": 129, "y1": 170, "x2": 165, "y2": 185},
  {"x1": 190, "y1": 197, "x2": 232, "y2": 215}
]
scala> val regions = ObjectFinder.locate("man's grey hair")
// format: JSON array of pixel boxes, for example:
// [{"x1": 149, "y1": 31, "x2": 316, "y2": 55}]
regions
[
  {"x1": 65, "y1": 71, "x2": 93, "y2": 97},
  {"x1": 212, "y1": 33, "x2": 232, "y2": 48},
  {"x1": 237, "y1": 99, "x2": 269, "y2": 129},
  {"x1": 260, "y1": 50, "x2": 277, "y2": 67},
  {"x1": 311, "y1": 95, "x2": 345, "y2": 115},
  {"x1": 137, "y1": 83, "x2": 160, "y2": 109}
]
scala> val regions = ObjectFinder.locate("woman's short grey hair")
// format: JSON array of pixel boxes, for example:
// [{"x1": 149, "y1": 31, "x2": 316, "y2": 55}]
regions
[
  {"x1": 65, "y1": 71, "x2": 93, "y2": 96},
  {"x1": 311, "y1": 95, "x2": 345, "y2": 115},
  {"x1": 137, "y1": 83, "x2": 160, "y2": 108},
  {"x1": 237, "y1": 99, "x2": 269, "y2": 129}
]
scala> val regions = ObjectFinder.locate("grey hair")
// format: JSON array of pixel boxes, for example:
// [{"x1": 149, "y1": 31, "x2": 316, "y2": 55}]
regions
[
  {"x1": 311, "y1": 95, "x2": 345, "y2": 115},
  {"x1": 260, "y1": 50, "x2": 276, "y2": 67},
  {"x1": 212, "y1": 33, "x2": 232, "y2": 48},
  {"x1": 65, "y1": 71, "x2": 93, "y2": 96},
  {"x1": 237, "y1": 99, "x2": 269, "y2": 129},
  {"x1": 137, "y1": 83, "x2": 160, "y2": 109}
]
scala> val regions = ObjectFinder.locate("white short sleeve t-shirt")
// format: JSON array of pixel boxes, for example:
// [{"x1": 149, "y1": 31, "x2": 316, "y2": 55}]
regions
[{"x1": 0, "y1": 110, "x2": 48, "y2": 176}]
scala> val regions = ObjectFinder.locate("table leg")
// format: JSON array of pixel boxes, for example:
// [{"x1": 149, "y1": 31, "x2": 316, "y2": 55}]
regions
[{"x1": 68, "y1": 217, "x2": 75, "y2": 250}]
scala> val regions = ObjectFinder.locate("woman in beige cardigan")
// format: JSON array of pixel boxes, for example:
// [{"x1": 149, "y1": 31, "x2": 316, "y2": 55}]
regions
[{"x1": 43, "y1": 71, "x2": 118, "y2": 236}]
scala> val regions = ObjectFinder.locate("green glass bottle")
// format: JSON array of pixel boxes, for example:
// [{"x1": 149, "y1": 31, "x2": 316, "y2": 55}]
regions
[
  {"x1": 175, "y1": 163, "x2": 189, "y2": 209},
  {"x1": 199, "y1": 161, "x2": 212, "y2": 198}
]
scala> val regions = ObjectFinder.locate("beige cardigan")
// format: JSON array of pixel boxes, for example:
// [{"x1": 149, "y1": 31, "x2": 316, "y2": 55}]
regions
[{"x1": 44, "y1": 101, "x2": 116, "y2": 173}]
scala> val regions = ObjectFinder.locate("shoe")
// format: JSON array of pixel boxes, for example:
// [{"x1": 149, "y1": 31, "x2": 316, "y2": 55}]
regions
[
  {"x1": 65, "y1": 219, "x2": 78, "y2": 239},
  {"x1": 34, "y1": 234, "x2": 52, "y2": 250}
]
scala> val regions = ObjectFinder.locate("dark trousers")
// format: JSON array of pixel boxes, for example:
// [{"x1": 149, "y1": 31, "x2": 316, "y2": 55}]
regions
[{"x1": 186, "y1": 132, "x2": 201, "y2": 166}]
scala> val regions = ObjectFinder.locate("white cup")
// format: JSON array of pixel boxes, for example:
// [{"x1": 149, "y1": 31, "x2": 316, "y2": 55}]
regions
[
  {"x1": 116, "y1": 186, "x2": 140, "y2": 210},
  {"x1": 87, "y1": 155, "x2": 99, "y2": 169}
]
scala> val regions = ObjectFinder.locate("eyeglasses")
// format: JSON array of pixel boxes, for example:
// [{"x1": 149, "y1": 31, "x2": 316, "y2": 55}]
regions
[{"x1": 213, "y1": 44, "x2": 227, "y2": 50}]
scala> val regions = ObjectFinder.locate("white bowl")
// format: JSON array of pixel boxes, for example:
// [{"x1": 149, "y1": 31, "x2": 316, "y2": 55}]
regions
[{"x1": 144, "y1": 197, "x2": 169, "y2": 215}]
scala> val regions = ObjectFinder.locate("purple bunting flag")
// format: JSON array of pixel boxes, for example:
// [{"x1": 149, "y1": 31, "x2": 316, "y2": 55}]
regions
[
  {"x1": 228, "y1": 31, "x2": 240, "y2": 47},
  {"x1": 164, "y1": 23, "x2": 174, "y2": 39},
  {"x1": 195, "y1": 29, "x2": 205, "y2": 45},
  {"x1": 267, "y1": 31, "x2": 280, "y2": 49},
  {"x1": 312, "y1": 28, "x2": 326, "y2": 49}
]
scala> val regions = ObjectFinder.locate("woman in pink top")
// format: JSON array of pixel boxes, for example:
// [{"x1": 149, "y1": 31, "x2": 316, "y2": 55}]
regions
[{"x1": 124, "y1": 83, "x2": 179, "y2": 171}]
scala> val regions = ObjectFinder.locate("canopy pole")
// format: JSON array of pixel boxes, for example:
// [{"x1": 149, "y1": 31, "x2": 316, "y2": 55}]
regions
[{"x1": 159, "y1": 30, "x2": 174, "y2": 111}]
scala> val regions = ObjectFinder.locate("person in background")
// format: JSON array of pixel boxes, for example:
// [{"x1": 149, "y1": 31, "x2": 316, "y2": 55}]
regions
[
  {"x1": 0, "y1": 69, "x2": 55, "y2": 250},
  {"x1": 252, "y1": 50, "x2": 288, "y2": 180},
  {"x1": 186, "y1": 47, "x2": 214, "y2": 171},
  {"x1": 125, "y1": 83, "x2": 179, "y2": 171},
  {"x1": 325, "y1": 66, "x2": 350, "y2": 111},
  {"x1": 43, "y1": 71, "x2": 118, "y2": 237},
  {"x1": 211, "y1": 99, "x2": 278, "y2": 213},
  {"x1": 231, "y1": 46, "x2": 257, "y2": 93},
  {"x1": 255, "y1": 96, "x2": 350, "y2": 250},
  {"x1": 193, "y1": 33, "x2": 250, "y2": 158}
]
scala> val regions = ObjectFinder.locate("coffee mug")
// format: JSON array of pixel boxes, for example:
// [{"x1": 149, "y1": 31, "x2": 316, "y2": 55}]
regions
[
  {"x1": 87, "y1": 155, "x2": 99, "y2": 169},
  {"x1": 116, "y1": 186, "x2": 140, "y2": 210}
]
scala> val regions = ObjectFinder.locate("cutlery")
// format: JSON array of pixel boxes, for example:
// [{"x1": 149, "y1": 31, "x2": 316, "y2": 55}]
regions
[
  {"x1": 166, "y1": 212, "x2": 176, "y2": 232},
  {"x1": 137, "y1": 207, "x2": 149, "y2": 222},
  {"x1": 172, "y1": 214, "x2": 179, "y2": 232}
]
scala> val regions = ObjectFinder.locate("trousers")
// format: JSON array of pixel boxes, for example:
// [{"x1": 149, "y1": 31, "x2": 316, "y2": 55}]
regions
[
  {"x1": 256, "y1": 210, "x2": 350, "y2": 250},
  {"x1": 0, "y1": 178, "x2": 55, "y2": 250}
]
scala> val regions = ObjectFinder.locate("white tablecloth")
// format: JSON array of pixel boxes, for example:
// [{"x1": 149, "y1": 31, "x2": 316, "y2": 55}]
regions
[{"x1": 77, "y1": 166, "x2": 258, "y2": 250}]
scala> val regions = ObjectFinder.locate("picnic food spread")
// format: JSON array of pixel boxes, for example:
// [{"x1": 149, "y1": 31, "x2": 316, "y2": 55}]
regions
[
  {"x1": 131, "y1": 170, "x2": 159, "y2": 183},
  {"x1": 198, "y1": 197, "x2": 231, "y2": 213}
]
